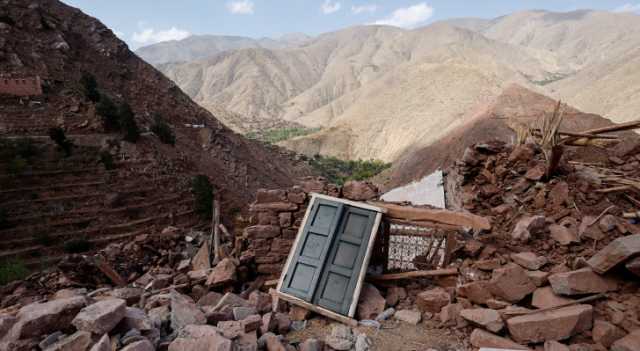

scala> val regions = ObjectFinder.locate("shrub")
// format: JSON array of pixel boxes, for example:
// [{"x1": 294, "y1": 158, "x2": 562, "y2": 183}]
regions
[
  {"x1": 192, "y1": 175, "x2": 213, "y2": 219},
  {"x1": 308, "y1": 155, "x2": 391, "y2": 185},
  {"x1": 80, "y1": 73, "x2": 100, "y2": 102},
  {"x1": 96, "y1": 94, "x2": 120, "y2": 132},
  {"x1": 0, "y1": 260, "x2": 30, "y2": 285},
  {"x1": 48, "y1": 127, "x2": 74, "y2": 157},
  {"x1": 246, "y1": 127, "x2": 321, "y2": 144},
  {"x1": 99, "y1": 151, "x2": 115, "y2": 170},
  {"x1": 34, "y1": 232, "x2": 54, "y2": 246},
  {"x1": 119, "y1": 103, "x2": 140, "y2": 143},
  {"x1": 151, "y1": 114, "x2": 176, "y2": 145},
  {"x1": 63, "y1": 238, "x2": 92, "y2": 253}
]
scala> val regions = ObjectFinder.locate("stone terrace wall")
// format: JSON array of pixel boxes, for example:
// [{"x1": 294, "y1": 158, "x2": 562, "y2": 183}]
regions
[
  {"x1": 243, "y1": 177, "x2": 378, "y2": 278},
  {"x1": 0, "y1": 76, "x2": 42, "y2": 96}
]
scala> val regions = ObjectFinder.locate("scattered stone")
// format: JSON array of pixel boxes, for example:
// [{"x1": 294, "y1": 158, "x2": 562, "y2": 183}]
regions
[
  {"x1": 325, "y1": 324, "x2": 354, "y2": 351},
  {"x1": 206, "y1": 258, "x2": 237, "y2": 287},
  {"x1": 579, "y1": 217, "x2": 605, "y2": 241},
  {"x1": 593, "y1": 319, "x2": 626, "y2": 348},
  {"x1": 289, "y1": 306, "x2": 311, "y2": 321},
  {"x1": 511, "y1": 252, "x2": 548, "y2": 270},
  {"x1": 532, "y1": 287, "x2": 575, "y2": 309},
  {"x1": 45, "y1": 331, "x2": 91, "y2": 351},
  {"x1": 218, "y1": 321, "x2": 244, "y2": 339},
  {"x1": 474, "y1": 259, "x2": 503, "y2": 271},
  {"x1": 274, "y1": 313, "x2": 291, "y2": 335},
  {"x1": 12, "y1": 296, "x2": 86, "y2": 339},
  {"x1": 215, "y1": 293, "x2": 252, "y2": 312},
  {"x1": 120, "y1": 307, "x2": 152, "y2": 331},
  {"x1": 356, "y1": 284, "x2": 386, "y2": 320},
  {"x1": 241, "y1": 314, "x2": 262, "y2": 333},
  {"x1": 121, "y1": 339, "x2": 155, "y2": 351},
  {"x1": 489, "y1": 264, "x2": 536, "y2": 303},
  {"x1": 587, "y1": 234, "x2": 640, "y2": 274},
  {"x1": 599, "y1": 215, "x2": 618, "y2": 232},
  {"x1": 110, "y1": 287, "x2": 145, "y2": 305},
  {"x1": 549, "y1": 224, "x2": 580, "y2": 245},
  {"x1": 526, "y1": 270, "x2": 550, "y2": 287},
  {"x1": 469, "y1": 328, "x2": 530, "y2": 350},
  {"x1": 506, "y1": 304, "x2": 593, "y2": 343},
  {"x1": 233, "y1": 307, "x2": 257, "y2": 321},
  {"x1": 261, "y1": 313, "x2": 277, "y2": 335},
  {"x1": 416, "y1": 287, "x2": 451, "y2": 313},
  {"x1": 72, "y1": 299, "x2": 126, "y2": 335},
  {"x1": 89, "y1": 334, "x2": 111, "y2": 351},
  {"x1": 611, "y1": 329, "x2": 640, "y2": 351},
  {"x1": 486, "y1": 299, "x2": 511, "y2": 310},
  {"x1": 168, "y1": 324, "x2": 231, "y2": 351},
  {"x1": 197, "y1": 291, "x2": 224, "y2": 307},
  {"x1": 625, "y1": 257, "x2": 640, "y2": 277},
  {"x1": 464, "y1": 240, "x2": 484, "y2": 257},
  {"x1": 170, "y1": 290, "x2": 206, "y2": 332},
  {"x1": 394, "y1": 310, "x2": 422, "y2": 325},
  {"x1": 354, "y1": 333, "x2": 372, "y2": 351},
  {"x1": 342, "y1": 181, "x2": 378, "y2": 201},
  {"x1": 457, "y1": 281, "x2": 493, "y2": 305},
  {"x1": 548, "y1": 268, "x2": 617, "y2": 295},
  {"x1": 39, "y1": 331, "x2": 64, "y2": 350},
  {"x1": 439, "y1": 303, "x2": 465, "y2": 327},
  {"x1": 248, "y1": 291, "x2": 272, "y2": 314},
  {"x1": 385, "y1": 286, "x2": 406, "y2": 307},
  {"x1": 460, "y1": 308, "x2": 504, "y2": 333},
  {"x1": 299, "y1": 338, "x2": 323, "y2": 351},
  {"x1": 544, "y1": 340, "x2": 570, "y2": 351},
  {"x1": 512, "y1": 215, "x2": 546, "y2": 242}
]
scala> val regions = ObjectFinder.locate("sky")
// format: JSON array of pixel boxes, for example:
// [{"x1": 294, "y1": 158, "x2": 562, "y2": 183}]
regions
[{"x1": 62, "y1": 0, "x2": 640, "y2": 49}]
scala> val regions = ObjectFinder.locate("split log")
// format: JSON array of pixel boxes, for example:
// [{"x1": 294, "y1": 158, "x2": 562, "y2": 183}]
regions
[
  {"x1": 371, "y1": 202, "x2": 491, "y2": 230},
  {"x1": 366, "y1": 268, "x2": 458, "y2": 281}
]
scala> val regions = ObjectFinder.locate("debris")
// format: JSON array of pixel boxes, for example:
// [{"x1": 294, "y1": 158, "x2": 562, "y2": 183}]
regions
[
  {"x1": 548, "y1": 268, "x2": 617, "y2": 295},
  {"x1": 593, "y1": 319, "x2": 626, "y2": 348},
  {"x1": 511, "y1": 252, "x2": 548, "y2": 270},
  {"x1": 460, "y1": 308, "x2": 504, "y2": 333},
  {"x1": 469, "y1": 328, "x2": 530, "y2": 350},
  {"x1": 511, "y1": 216, "x2": 546, "y2": 242},
  {"x1": 416, "y1": 287, "x2": 451, "y2": 313},
  {"x1": 587, "y1": 234, "x2": 640, "y2": 274},
  {"x1": 531, "y1": 287, "x2": 574, "y2": 309},
  {"x1": 367, "y1": 268, "x2": 458, "y2": 281},
  {"x1": 356, "y1": 284, "x2": 386, "y2": 321},
  {"x1": 393, "y1": 310, "x2": 422, "y2": 325},
  {"x1": 506, "y1": 304, "x2": 593, "y2": 343},
  {"x1": 611, "y1": 329, "x2": 640, "y2": 351},
  {"x1": 488, "y1": 264, "x2": 536, "y2": 303}
]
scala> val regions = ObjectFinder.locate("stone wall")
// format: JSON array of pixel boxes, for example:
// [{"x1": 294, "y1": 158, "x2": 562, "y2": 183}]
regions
[
  {"x1": 0, "y1": 76, "x2": 42, "y2": 96},
  {"x1": 243, "y1": 177, "x2": 379, "y2": 278}
]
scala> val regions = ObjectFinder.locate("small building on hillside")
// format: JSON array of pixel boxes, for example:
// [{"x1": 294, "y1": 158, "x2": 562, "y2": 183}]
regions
[{"x1": 0, "y1": 76, "x2": 43, "y2": 96}]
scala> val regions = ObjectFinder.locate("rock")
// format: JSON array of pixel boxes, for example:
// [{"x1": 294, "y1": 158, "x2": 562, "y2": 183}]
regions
[
  {"x1": 148, "y1": 305, "x2": 170, "y2": 329},
  {"x1": 599, "y1": 215, "x2": 618, "y2": 232},
  {"x1": 506, "y1": 304, "x2": 593, "y2": 343},
  {"x1": 416, "y1": 287, "x2": 450, "y2": 313},
  {"x1": 261, "y1": 313, "x2": 277, "y2": 335},
  {"x1": 217, "y1": 321, "x2": 243, "y2": 339},
  {"x1": 474, "y1": 258, "x2": 502, "y2": 271},
  {"x1": 464, "y1": 240, "x2": 484, "y2": 257},
  {"x1": 526, "y1": 270, "x2": 550, "y2": 287},
  {"x1": 120, "y1": 307, "x2": 152, "y2": 331},
  {"x1": 169, "y1": 324, "x2": 232, "y2": 351},
  {"x1": 375, "y1": 308, "x2": 395, "y2": 321},
  {"x1": 469, "y1": 328, "x2": 530, "y2": 350},
  {"x1": 215, "y1": 293, "x2": 251, "y2": 312},
  {"x1": 0, "y1": 315, "x2": 16, "y2": 339},
  {"x1": 11, "y1": 296, "x2": 86, "y2": 339},
  {"x1": 457, "y1": 281, "x2": 493, "y2": 305},
  {"x1": 593, "y1": 319, "x2": 626, "y2": 348},
  {"x1": 110, "y1": 287, "x2": 145, "y2": 305},
  {"x1": 170, "y1": 291, "x2": 206, "y2": 332},
  {"x1": 460, "y1": 308, "x2": 504, "y2": 333},
  {"x1": 289, "y1": 306, "x2": 311, "y2": 321},
  {"x1": 439, "y1": 303, "x2": 465, "y2": 327},
  {"x1": 264, "y1": 333, "x2": 287, "y2": 351},
  {"x1": 511, "y1": 252, "x2": 548, "y2": 270},
  {"x1": 545, "y1": 340, "x2": 570, "y2": 351},
  {"x1": 625, "y1": 257, "x2": 640, "y2": 277},
  {"x1": 72, "y1": 299, "x2": 126, "y2": 335},
  {"x1": 241, "y1": 314, "x2": 262, "y2": 333},
  {"x1": 393, "y1": 310, "x2": 422, "y2": 325},
  {"x1": 532, "y1": 287, "x2": 574, "y2": 309},
  {"x1": 509, "y1": 145, "x2": 535, "y2": 164},
  {"x1": 342, "y1": 181, "x2": 378, "y2": 201},
  {"x1": 206, "y1": 258, "x2": 237, "y2": 287},
  {"x1": 548, "y1": 268, "x2": 617, "y2": 295},
  {"x1": 486, "y1": 299, "x2": 511, "y2": 309},
  {"x1": 385, "y1": 286, "x2": 406, "y2": 307},
  {"x1": 248, "y1": 291, "x2": 272, "y2": 314},
  {"x1": 525, "y1": 163, "x2": 546, "y2": 180},
  {"x1": 512, "y1": 216, "x2": 546, "y2": 242},
  {"x1": 587, "y1": 234, "x2": 640, "y2": 274},
  {"x1": 356, "y1": 284, "x2": 386, "y2": 320},
  {"x1": 548, "y1": 181, "x2": 569, "y2": 207},
  {"x1": 121, "y1": 340, "x2": 154, "y2": 351},
  {"x1": 89, "y1": 334, "x2": 111, "y2": 351},
  {"x1": 233, "y1": 307, "x2": 257, "y2": 321},
  {"x1": 611, "y1": 329, "x2": 640, "y2": 351},
  {"x1": 150, "y1": 274, "x2": 172, "y2": 290},
  {"x1": 299, "y1": 338, "x2": 323, "y2": 351},
  {"x1": 44, "y1": 331, "x2": 91, "y2": 351},
  {"x1": 256, "y1": 189, "x2": 287, "y2": 203},
  {"x1": 549, "y1": 224, "x2": 580, "y2": 245},
  {"x1": 197, "y1": 292, "x2": 224, "y2": 307},
  {"x1": 354, "y1": 333, "x2": 372, "y2": 351},
  {"x1": 489, "y1": 264, "x2": 536, "y2": 303},
  {"x1": 325, "y1": 324, "x2": 354, "y2": 351},
  {"x1": 274, "y1": 313, "x2": 291, "y2": 335}
]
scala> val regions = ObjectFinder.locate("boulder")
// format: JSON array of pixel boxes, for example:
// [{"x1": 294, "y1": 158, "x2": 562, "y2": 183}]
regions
[
  {"x1": 460, "y1": 308, "x2": 504, "y2": 333},
  {"x1": 12, "y1": 296, "x2": 86, "y2": 339},
  {"x1": 342, "y1": 181, "x2": 378, "y2": 201},
  {"x1": 72, "y1": 299, "x2": 126, "y2": 335},
  {"x1": 416, "y1": 287, "x2": 450, "y2": 313},
  {"x1": 506, "y1": 304, "x2": 593, "y2": 343},
  {"x1": 511, "y1": 252, "x2": 548, "y2": 270},
  {"x1": 393, "y1": 310, "x2": 422, "y2": 325},
  {"x1": 611, "y1": 329, "x2": 640, "y2": 351},
  {"x1": 489, "y1": 264, "x2": 536, "y2": 303},
  {"x1": 587, "y1": 234, "x2": 640, "y2": 274},
  {"x1": 45, "y1": 331, "x2": 91, "y2": 351},
  {"x1": 548, "y1": 268, "x2": 617, "y2": 295},
  {"x1": 206, "y1": 258, "x2": 237, "y2": 287},
  {"x1": 593, "y1": 319, "x2": 626, "y2": 348},
  {"x1": 356, "y1": 284, "x2": 386, "y2": 320},
  {"x1": 532, "y1": 287, "x2": 574, "y2": 309},
  {"x1": 512, "y1": 215, "x2": 546, "y2": 242},
  {"x1": 170, "y1": 291, "x2": 206, "y2": 332},
  {"x1": 469, "y1": 328, "x2": 530, "y2": 350},
  {"x1": 457, "y1": 281, "x2": 493, "y2": 305}
]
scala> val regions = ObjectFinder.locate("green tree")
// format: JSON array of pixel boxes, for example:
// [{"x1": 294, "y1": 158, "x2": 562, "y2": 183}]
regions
[
  {"x1": 48, "y1": 127, "x2": 74, "y2": 157},
  {"x1": 80, "y1": 73, "x2": 100, "y2": 102},
  {"x1": 96, "y1": 94, "x2": 120, "y2": 132},
  {"x1": 192, "y1": 175, "x2": 213, "y2": 219},
  {"x1": 151, "y1": 114, "x2": 176, "y2": 145},
  {"x1": 119, "y1": 102, "x2": 140, "y2": 143}
]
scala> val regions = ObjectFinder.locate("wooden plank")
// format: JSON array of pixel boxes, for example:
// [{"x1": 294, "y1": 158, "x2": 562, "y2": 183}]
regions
[
  {"x1": 386, "y1": 218, "x2": 461, "y2": 231},
  {"x1": 371, "y1": 202, "x2": 491, "y2": 230},
  {"x1": 366, "y1": 268, "x2": 458, "y2": 281},
  {"x1": 312, "y1": 193, "x2": 386, "y2": 213},
  {"x1": 278, "y1": 291, "x2": 358, "y2": 327},
  {"x1": 348, "y1": 211, "x2": 383, "y2": 317}
]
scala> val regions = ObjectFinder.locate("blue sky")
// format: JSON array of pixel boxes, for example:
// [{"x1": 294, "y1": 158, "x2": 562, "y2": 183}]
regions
[{"x1": 62, "y1": 0, "x2": 640, "y2": 49}]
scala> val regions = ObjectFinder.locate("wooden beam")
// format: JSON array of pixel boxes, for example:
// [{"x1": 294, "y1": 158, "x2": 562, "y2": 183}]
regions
[
  {"x1": 312, "y1": 193, "x2": 387, "y2": 213},
  {"x1": 91, "y1": 256, "x2": 126, "y2": 287},
  {"x1": 386, "y1": 218, "x2": 461, "y2": 231},
  {"x1": 366, "y1": 268, "x2": 458, "y2": 281},
  {"x1": 277, "y1": 291, "x2": 358, "y2": 327},
  {"x1": 371, "y1": 202, "x2": 491, "y2": 230}
]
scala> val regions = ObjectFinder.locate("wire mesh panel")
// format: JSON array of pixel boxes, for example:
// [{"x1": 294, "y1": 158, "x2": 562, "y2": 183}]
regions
[{"x1": 386, "y1": 221, "x2": 450, "y2": 271}]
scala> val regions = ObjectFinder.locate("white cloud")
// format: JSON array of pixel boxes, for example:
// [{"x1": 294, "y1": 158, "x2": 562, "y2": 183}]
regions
[
  {"x1": 132, "y1": 26, "x2": 191, "y2": 46},
  {"x1": 374, "y1": 2, "x2": 434, "y2": 28},
  {"x1": 321, "y1": 0, "x2": 341, "y2": 14},
  {"x1": 227, "y1": 0, "x2": 254, "y2": 15},
  {"x1": 352, "y1": 4, "x2": 378, "y2": 14},
  {"x1": 113, "y1": 30, "x2": 124, "y2": 38},
  {"x1": 614, "y1": 3, "x2": 640, "y2": 13}
]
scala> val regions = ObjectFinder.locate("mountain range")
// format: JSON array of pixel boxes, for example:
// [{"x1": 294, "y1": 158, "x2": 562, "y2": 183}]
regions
[{"x1": 136, "y1": 9, "x2": 640, "y2": 163}]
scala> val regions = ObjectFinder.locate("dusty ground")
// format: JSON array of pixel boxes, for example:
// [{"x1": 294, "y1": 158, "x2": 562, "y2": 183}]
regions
[{"x1": 287, "y1": 318, "x2": 468, "y2": 351}]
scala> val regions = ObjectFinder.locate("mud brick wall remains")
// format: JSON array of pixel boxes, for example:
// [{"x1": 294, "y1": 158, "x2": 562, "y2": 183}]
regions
[
  {"x1": 0, "y1": 76, "x2": 42, "y2": 96},
  {"x1": 243, "y1": 177, "x2": 378, "y2": 278}
]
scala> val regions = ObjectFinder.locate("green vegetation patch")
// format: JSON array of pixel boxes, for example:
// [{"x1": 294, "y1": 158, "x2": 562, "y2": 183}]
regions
[
  {"x1": 151, "y1": 114, "x2": 176, "y2": 146},
  {"x1": 309, "y1": 155, "x2": 391, "y2": 185},
  {"x1": 0, "y1": 259, "x2": 30, "y2": 285},
  {"x1": 246, "y1": 127, "x2": 321, "y2": 144}
]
